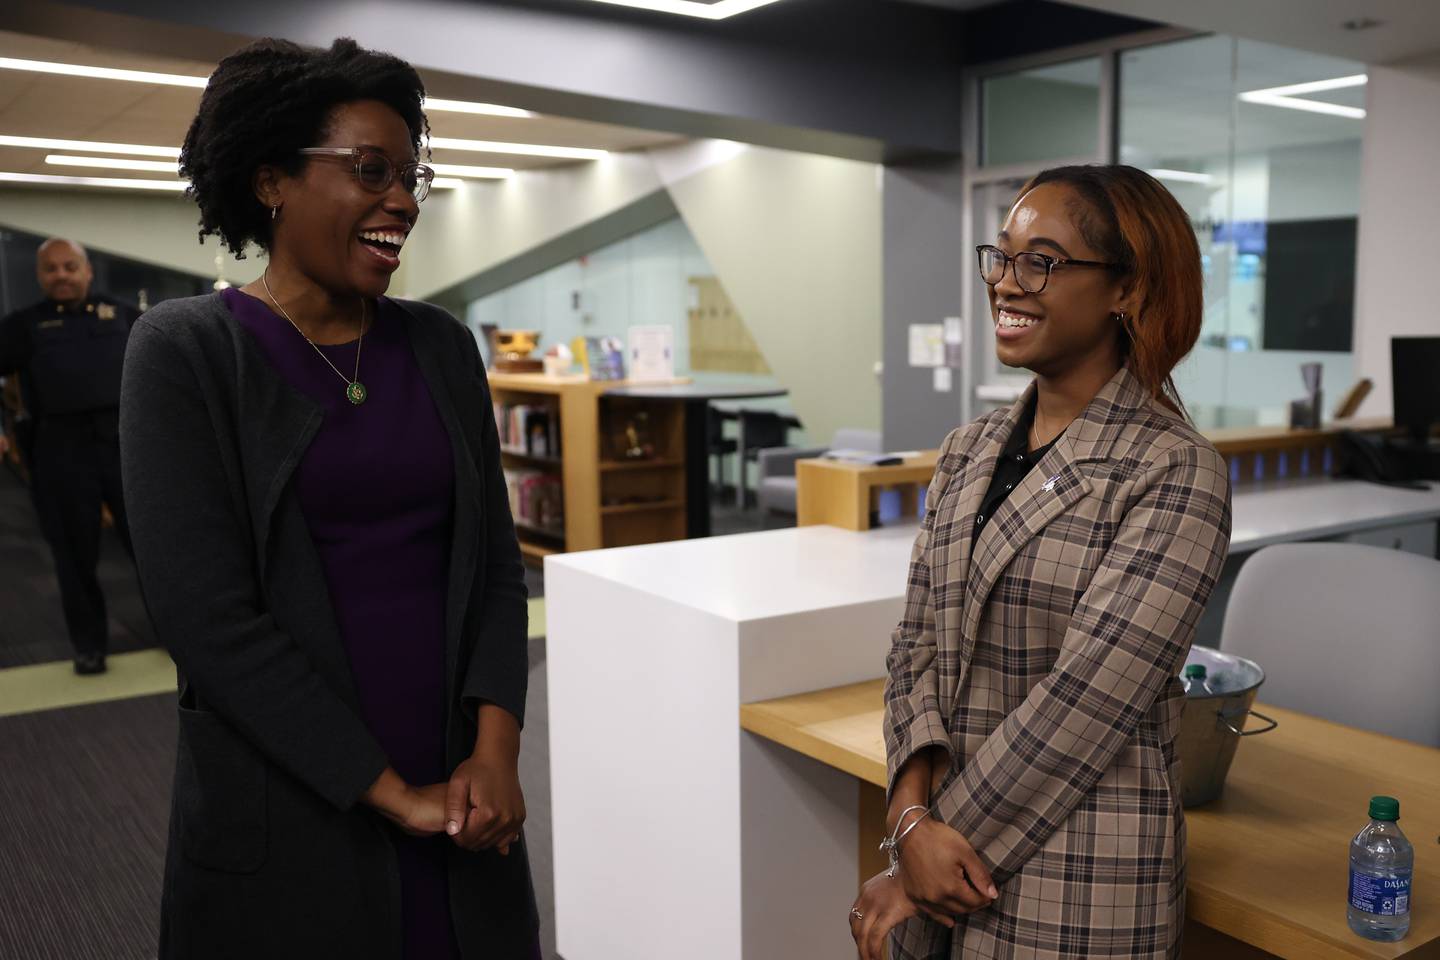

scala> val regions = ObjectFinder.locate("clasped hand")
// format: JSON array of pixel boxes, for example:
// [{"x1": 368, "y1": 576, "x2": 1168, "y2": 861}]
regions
[
  {"x1": 849, "y1": 819, "x2": 997, "y2": 960},
  {"x1": 369, "y1": 757, "x2": 527, "y2": 855}
]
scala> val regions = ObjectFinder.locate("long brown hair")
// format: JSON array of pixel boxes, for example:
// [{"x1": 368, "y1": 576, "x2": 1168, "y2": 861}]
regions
[{"x1": 1019, "y1": 165, "x2": 1202, "y2": 418}]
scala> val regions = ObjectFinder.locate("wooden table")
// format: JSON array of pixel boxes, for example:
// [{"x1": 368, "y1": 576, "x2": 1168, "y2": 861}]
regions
[
  {"x1": 741, "y1": 679, "x2": 1440, "y2": 960},
  {"x1": 796, "y1": 452, "x2": 938, "y2": 530}
]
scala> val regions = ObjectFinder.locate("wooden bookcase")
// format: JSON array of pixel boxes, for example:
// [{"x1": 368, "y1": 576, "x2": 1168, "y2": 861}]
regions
[{"x1": 488, "y1": 372, "x2": 687, "y2": 562}]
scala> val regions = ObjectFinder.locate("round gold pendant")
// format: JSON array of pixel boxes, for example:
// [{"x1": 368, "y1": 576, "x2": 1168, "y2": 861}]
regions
[{"x1": 346, "y1": 381, "x2": 367, "y2": 405}]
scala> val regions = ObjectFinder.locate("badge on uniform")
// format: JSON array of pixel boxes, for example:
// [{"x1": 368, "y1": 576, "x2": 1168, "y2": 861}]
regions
[
  {"x1": 38, "y1": 318, "x2": 64, "y2": 329},
  {"x1": 97, "y1": 303, "x2": 116, "y2": 321}
]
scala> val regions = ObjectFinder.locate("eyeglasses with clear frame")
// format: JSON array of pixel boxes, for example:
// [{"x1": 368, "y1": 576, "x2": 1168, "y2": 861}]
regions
[
  {"x1": 298, "y1": 147, "x2": 434, "y2": 203},
  {"x1": 975, "y1": 244, "x2": 1118, "y2": 294}
]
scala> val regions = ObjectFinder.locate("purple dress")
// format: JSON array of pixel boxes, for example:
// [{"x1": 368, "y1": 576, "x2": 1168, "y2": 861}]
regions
[{"x1": 223, "y1": 288, "x2": 460, "y2": 959}]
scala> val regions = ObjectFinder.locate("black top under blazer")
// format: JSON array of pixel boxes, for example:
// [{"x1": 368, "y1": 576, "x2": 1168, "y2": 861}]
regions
[{"x1": 119, "y1": 293, "x2": 537, "y2": 959}]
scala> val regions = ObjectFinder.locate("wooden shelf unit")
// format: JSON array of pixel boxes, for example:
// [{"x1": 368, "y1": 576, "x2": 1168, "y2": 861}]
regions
[
  {"x1": 517, "y1": 540, "x2": 559, "y2": 562},
  {"x1": 599, "y1": 499, "x2": 685, "y2": 516},
  {"x1": 500, "y1": 449, "x2": 563, "y2": 469},
  {"x1": 599, "y1": 457, "x2": 685, "y2": 473},
  {"x1": 488, "y1": 372, "x2": 688, "y2": 559}
]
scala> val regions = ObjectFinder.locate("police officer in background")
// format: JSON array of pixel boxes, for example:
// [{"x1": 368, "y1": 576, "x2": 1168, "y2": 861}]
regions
[{"x1": 0, "y1": 237, "x2": 138, "y2": 674}]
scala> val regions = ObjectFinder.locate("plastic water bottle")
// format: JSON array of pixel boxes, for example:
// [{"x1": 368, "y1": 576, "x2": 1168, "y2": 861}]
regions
[
  {"x1": 1348, "y1": 796, "x2": 1413, "y2": 941},
  {"x1": 1182, "y1": 663, "x2": 1215, "y2": 695}
]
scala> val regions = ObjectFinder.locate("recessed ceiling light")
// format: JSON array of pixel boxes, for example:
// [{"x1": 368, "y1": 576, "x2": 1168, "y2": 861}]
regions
[
  {"x1": 0, "y1": 55, "x2": 207, "y2": 88},
  {"x1": 46, "y1": 154, "x2": 180, "y2": 173},
  {"x1": 0, "y1": 171, "x2": 188, "y2": 191},
  {"x1": 1, "y1": 134, "x2": 182, "y2": 158},
  {"x1": 430, "y1": 162, "x2": 515, "y2": 179},
  {"x1": 428, "y1": 136, "x2": 607, "y2": 160},
  {"x1": 424, "y1": 98, "x2": 533, "y2": 118},
  {"x1": 1238, "y1": 74, "x2": 1367, "y2": 120},
  {"x1": 1147, "y1": 168, "x2": 1213, "y2": 185},
  {"x1": 431, "y1": 178, "x2": 463, "y2": 190},
  {"x1": 577, "y1": 0, "x2": 784, "y2": 19}
]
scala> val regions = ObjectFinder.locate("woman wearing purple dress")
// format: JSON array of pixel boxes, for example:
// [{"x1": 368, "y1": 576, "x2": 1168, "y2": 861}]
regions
[{"x1": 120, "y1": 38, "x2": 539, "y2": 959}]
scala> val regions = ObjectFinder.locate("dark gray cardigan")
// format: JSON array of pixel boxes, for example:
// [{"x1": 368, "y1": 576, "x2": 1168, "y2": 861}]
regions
[{"x1": 120, "y1": 292, "x2": 537, "y2": 959}]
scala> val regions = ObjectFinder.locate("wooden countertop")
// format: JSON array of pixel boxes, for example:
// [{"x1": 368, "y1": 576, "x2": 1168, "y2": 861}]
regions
[
  {"x1": 740, "y1": 680, "x2": 1440, "y2": 960},
  {"x1": 487, "y1": 372, "x2": 690, "y2": 395},
  {"x1": 795, "y1": 416, "x2": 1396, "y2": 481},
  {"x1": 798, "y1": 451, "x2": 939, "y2": 482}
]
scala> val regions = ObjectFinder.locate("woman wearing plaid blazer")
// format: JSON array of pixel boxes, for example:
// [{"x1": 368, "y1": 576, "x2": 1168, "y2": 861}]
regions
[{"x1": 851, "y1": 165, "x2": 1232, "y2": 960}]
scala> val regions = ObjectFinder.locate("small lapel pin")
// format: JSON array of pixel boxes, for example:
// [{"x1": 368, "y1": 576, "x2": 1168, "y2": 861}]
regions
[{"x1": 1042, "y1": 475, "x2": 1060, "y2": 492}]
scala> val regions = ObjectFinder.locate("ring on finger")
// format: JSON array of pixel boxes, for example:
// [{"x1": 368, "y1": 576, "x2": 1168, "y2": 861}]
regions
[{"x1": 849, "y1": 907, "x2": 863, "y2": 921}]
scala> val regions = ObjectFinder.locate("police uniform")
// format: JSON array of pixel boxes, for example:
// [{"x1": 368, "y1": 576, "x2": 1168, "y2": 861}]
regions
[{"x1": 0, "y1": 293, "x2": 138, "y2": 663}]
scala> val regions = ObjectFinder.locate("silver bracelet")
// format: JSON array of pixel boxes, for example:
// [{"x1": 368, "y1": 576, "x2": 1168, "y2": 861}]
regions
[
  {"x1": 879, "y1": 804, "x2": 930, "y2": 877},
  {"x1": 895, "y1": 809, "x2": 928, "y2": 849}
]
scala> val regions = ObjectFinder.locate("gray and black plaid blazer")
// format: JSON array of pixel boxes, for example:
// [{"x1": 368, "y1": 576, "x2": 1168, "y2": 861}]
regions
[{"x1": 884, "y1": 366, "x2": 1232, "y2": 960}]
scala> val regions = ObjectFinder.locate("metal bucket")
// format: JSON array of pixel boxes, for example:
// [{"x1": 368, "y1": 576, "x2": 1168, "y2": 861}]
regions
[{"x1": 1175, "y1": 646, "x2": 1278, "y2": 807}]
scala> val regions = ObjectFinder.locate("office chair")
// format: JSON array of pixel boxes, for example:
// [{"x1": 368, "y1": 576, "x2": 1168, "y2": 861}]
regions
[
  {"x1": 735, "y1": 410, "x2": 793, "y2": 508},
  {"x1": 1220, "y1": 542, "x2": 1440, "y2": 747},
  {"x1": 756, "y1": 428, "x2": 882, "y2": 520}
]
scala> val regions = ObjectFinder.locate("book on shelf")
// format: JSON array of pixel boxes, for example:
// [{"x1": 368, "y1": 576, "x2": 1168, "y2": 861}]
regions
[
  {"x1": 493, "y1": 401, "x2": 561, "y2": 459},
  {"x1": 503, "y1": 468, "x2": 564, "y2": 536},
  {"x1": 573, "y1": 335, "x2": 626, "y2": 381}
]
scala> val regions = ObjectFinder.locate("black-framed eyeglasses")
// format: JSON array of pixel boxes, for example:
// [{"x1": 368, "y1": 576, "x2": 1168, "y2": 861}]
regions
[
  {"x1": 975, "y1": 244, "x2": 1118, "y2": 294},
  {"x1": 298, "y1": 147, "x2": 434, "y2": 203}
]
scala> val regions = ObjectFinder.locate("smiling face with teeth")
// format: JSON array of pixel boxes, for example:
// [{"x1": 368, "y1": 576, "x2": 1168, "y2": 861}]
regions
[
  {"x1": 986, "y1": 182, "x2": 1132, "y2": 382},
  {"x1": 253, "y1": 99, "x2": 420, "y2": 306}
]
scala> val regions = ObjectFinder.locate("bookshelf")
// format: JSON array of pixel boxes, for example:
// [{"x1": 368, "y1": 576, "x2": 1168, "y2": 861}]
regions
[{"x1": 488, "y1": 372, "x2": 688, "y2": 561}]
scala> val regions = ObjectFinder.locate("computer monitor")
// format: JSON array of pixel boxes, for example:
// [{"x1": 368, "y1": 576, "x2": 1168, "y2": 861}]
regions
[{"x1": 1391, "y1": 337, "x2": 1440, "y2": 445}]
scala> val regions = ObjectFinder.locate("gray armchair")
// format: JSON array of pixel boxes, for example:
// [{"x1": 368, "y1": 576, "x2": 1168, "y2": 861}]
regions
[
  {"x1": 757, "y1": 428, "x2": 881, "y2": 520},
  {"x1": 756, "y1": 446, "x2": 825, "y2": 517}
]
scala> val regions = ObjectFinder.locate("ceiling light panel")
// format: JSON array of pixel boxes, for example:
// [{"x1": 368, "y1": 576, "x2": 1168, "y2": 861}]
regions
[
  {"x1": 1147, "y1": 168, "x2": 1213, "y2": 185},
  {"x1": 1, "y1": 58, "x2": 541, "y2": 119},
  {"x1": 1, "y1": 135, "x2": 181, "y2": 158},
  {"x1": 0, "y1": 171, "x2": 188, "y2": 191},
  {"x1": 46, "y1": 154, "x2": 180, "y2": 173},
  {"x1": 578, "y1": 0, "x2": 783, "y2": 19},
  {"x1": 428, "y1": 136, "x2": 607, "y2": 160},
  {"x1": 429, "y1": 162, "x2": 515, "y2": 179},
  {"x1": 1238, "y1": 74, "x2": 1367, "y2": 120},
  {"x1": 424, "y1": 98, "x2": 533, "y2": 118},
  {"x1": 0, "y1": 55, "x2": 207, "y2": 88},
  {"x1": 1241, "y1": 74, "x2": 1367, "y2": 99}
]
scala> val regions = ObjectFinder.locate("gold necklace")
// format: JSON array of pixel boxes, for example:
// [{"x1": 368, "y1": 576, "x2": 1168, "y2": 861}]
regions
[
  {"x1": 1030, "y1": 404, "x2": 1050, "y2": 450},
  {"x1": 261, "y1": 271, "x2": 368, "y2": 405}
]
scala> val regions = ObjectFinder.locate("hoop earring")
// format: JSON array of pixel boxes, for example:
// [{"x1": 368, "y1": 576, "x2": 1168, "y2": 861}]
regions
[{"x1": 271, "y1": 204, "x2": 281, "y2": 221}]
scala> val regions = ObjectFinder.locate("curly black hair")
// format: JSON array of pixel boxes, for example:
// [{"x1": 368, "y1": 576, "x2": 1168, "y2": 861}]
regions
[{"x1": 181, "y1": 37, "x2": 428, "y2": 258}]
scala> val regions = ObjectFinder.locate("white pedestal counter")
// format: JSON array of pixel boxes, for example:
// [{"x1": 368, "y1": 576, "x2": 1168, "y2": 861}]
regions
[
  {"x1": 545, "y1": 524, "x2": 916, "y2": 960},
  {"x1": 544, "y1": 480, "x2": 1440, "y2": 960}
]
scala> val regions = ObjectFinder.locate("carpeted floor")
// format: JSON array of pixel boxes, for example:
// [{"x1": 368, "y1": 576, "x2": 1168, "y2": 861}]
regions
[
  {"x1": 0, "y1": 635, "x2": 559, "y2": 960},
  {"x1": 0, "y1": 693, "x2": 173, "y2": 960},
  {"x1": 0, "y1": 466, "x2": 152, "y2": 668}
]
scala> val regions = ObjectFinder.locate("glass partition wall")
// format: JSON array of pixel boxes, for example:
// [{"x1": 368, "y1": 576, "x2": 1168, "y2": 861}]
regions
[{"x1": 961, "y1": 31, "x2": 1366, "y2": 428}]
